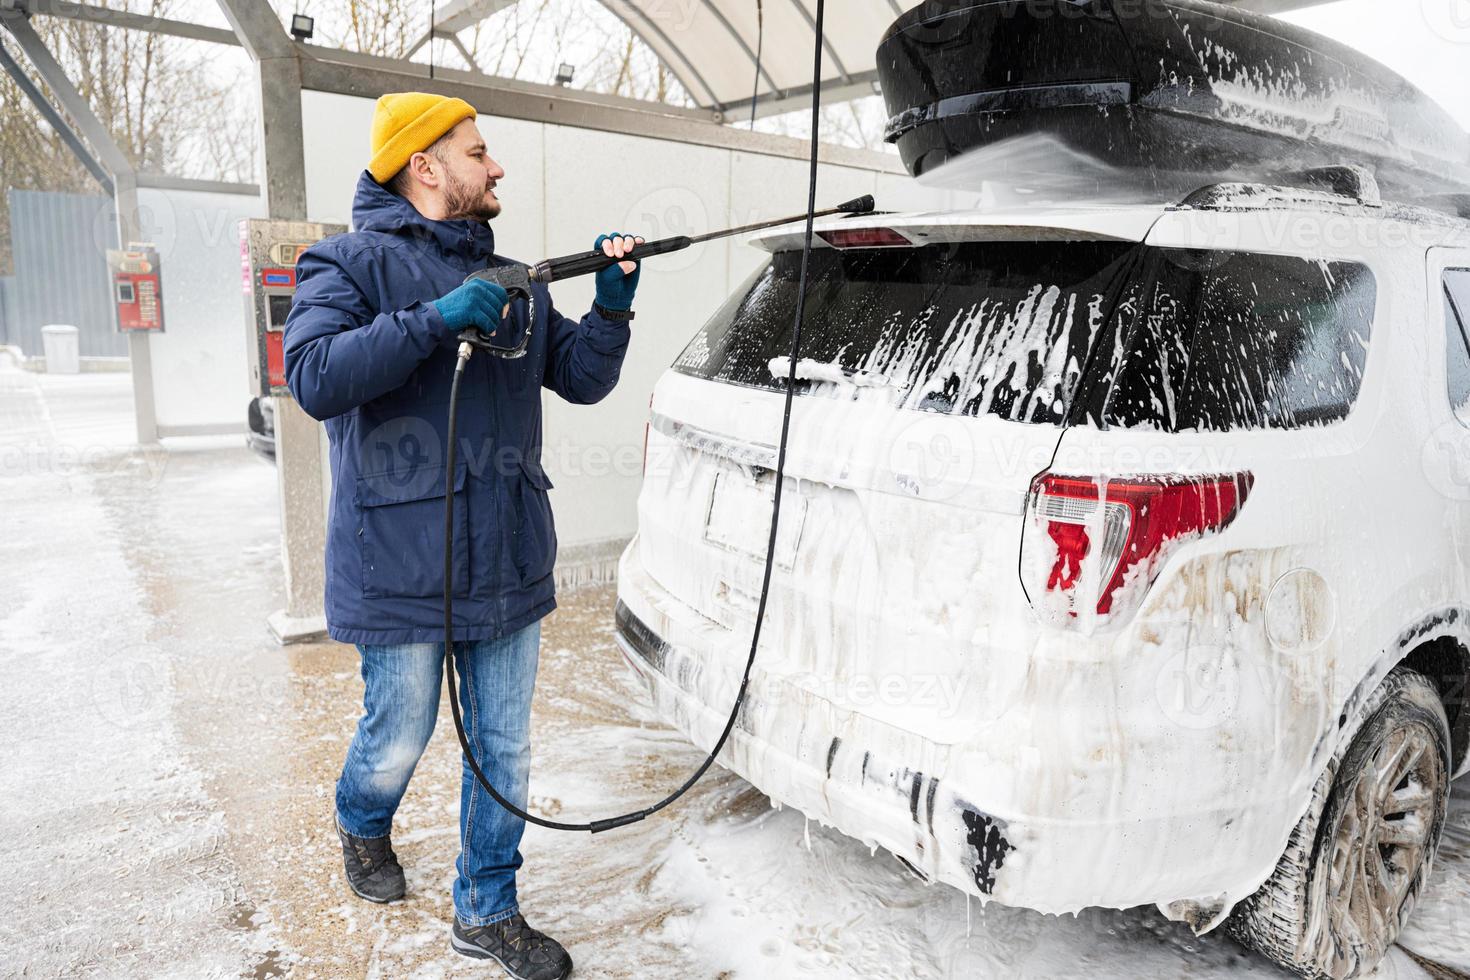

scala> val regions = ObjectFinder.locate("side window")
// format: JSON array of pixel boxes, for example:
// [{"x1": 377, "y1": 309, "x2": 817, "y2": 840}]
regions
[
  {"x1": 1103, "y1": 250, "x2": 1376, "y2": 432},
  {"x1": 1444, "y1": 269, "x2": 1470, "y2": 426}
]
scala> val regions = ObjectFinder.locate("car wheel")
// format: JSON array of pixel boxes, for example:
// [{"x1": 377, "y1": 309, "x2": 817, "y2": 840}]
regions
[{"x1": 1227, "y1": 666, "x2": 1450, "y2": 979}]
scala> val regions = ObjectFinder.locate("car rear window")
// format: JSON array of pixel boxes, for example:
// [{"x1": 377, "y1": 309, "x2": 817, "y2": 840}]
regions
[
  {"x1": 673, "y1": 241, "x2": 1137, "y2": 425},
  {"x1": 1098, "y1": 250, "x2": 1377, "y2": 432}
]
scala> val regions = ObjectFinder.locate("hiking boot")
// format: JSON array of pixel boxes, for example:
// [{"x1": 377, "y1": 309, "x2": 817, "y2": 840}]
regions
[
  {"x1": 451, "y1": 913, "x2": 573, "y2": 980},
  {"x1": 334, "y1": 816, "x2": 405, "y2": 904}
]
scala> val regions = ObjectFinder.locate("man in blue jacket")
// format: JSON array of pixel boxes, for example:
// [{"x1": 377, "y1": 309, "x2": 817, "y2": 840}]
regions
[{"x1": 284, "y1": 92, "x2": 641, "y2": 980}]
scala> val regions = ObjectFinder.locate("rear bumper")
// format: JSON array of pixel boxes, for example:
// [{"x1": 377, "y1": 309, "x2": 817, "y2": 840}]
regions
[{"x1": 615, "y1": 536, "x2": 1328, "y2": 918}]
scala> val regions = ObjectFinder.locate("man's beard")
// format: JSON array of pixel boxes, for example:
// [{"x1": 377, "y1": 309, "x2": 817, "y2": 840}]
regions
[{"x1": 442, "y1": 168, "x2": 500, "y2": 221}]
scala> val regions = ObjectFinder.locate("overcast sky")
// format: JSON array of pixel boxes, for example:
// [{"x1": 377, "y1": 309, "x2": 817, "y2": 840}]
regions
[{"x1": 1279, "y1": 0, "x2": 1470, "y2": 129}]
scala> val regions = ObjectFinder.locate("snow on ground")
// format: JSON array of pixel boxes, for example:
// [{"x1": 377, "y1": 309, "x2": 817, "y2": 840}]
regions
[
  {"x1": 3, "y1": 366, "x2": 1469, "y2": 978},
  {"x1": 0, "y1": 368, "x2": 279, "y2": 977}
]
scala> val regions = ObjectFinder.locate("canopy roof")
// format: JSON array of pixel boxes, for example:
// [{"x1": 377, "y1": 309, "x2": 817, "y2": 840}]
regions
[{"x1": 606, "y1": 0, "x2": 906, "y2": 116}]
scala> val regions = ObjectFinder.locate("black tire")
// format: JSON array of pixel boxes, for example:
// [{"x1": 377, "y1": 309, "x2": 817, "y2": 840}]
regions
[{"x1": 1227, "y1": 666, "x2": 1450, "y2": 979}]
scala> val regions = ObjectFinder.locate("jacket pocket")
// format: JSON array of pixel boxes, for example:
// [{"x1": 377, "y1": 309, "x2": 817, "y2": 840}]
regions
[
  {"x1": 511, "y1": 457, "x2": 557, "y2": 587},
  {"x1": 357, "y1": 461, "x2": 470, "y2": 599}
]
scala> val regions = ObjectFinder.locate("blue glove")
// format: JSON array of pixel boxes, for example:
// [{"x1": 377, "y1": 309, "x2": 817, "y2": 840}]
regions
[
  {"x1": 593, "y1": 232, "x2": 642, "y2": 311},
  {"x1": 433, "y1": 279, "x2": 509, "y2": 337}
]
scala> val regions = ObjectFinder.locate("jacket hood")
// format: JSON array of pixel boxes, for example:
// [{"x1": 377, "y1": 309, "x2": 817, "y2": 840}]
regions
[{"x1": 350, "y1": 169, "x2": 496, "y2": 262}]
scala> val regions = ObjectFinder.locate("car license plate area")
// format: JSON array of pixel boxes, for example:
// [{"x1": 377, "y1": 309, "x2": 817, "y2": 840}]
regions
[{"x1": 704, "y1": 469, "x2": 806, "y2": 571}]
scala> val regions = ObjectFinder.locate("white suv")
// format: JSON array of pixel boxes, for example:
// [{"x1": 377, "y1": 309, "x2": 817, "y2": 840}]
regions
[{"x1": 615, "y1": 178, "x2": 1470, "y2": 978}]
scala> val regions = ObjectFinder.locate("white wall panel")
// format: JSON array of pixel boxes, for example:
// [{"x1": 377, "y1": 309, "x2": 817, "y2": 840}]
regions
[
  {"x1": 476, "y1": 114, "x2": 547, "y2": 262},
  {"x1": 301, "y1": 90, "x2": 373, "y2": 227},
  {"x1": 143, "y1": 187, "x2": 266, "y2": 429},
  {"x1": 539, "y1": 124, "x2": 734, "y2": 545}
]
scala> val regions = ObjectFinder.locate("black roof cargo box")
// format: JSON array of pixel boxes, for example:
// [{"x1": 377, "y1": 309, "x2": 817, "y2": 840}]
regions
[{"x1": 877, "y1": 0, "x2": 1470, "y2": 207}]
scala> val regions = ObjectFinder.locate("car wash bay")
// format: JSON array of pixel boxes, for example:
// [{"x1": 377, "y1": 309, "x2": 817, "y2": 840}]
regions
[
  {"x1": 5, "y1": 0, "x2": 1470, "y2": 976},
  {"x1": 6, "y1": 355, "x2": 1470, "y2": 978}
]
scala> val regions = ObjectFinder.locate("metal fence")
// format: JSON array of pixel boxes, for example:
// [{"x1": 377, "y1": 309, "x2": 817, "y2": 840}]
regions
[{"x1": 5, "y1": 189, "x2": 125, "y2": 358}]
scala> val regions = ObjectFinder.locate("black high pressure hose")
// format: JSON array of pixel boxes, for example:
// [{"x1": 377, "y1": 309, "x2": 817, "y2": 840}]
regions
[{"x1": 442, "y1": 0, "x2": 828, "y2": 833}]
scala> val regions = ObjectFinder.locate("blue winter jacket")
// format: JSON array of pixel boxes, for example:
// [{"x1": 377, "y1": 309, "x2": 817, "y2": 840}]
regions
[{"x1": 283, "y1": 171, "x2": 631, "y2": 644}]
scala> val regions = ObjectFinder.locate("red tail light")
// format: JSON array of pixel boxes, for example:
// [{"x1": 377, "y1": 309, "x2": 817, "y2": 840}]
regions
[
  {"x1": 817, "y1": 227, "x2": 912, "y2": 249},
  {"x1": 1025, "y1": 472, "x2": 1254, "y2": 625}
]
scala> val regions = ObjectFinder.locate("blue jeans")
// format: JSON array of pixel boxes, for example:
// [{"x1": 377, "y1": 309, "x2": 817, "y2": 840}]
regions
[{"x1": 335, "y1": 622, "x2": 540, "y2": 926}]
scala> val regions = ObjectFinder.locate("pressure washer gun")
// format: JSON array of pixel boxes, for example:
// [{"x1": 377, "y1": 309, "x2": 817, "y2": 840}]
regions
[{"x1": 457, "y1": 194, "x2": 876, "y2": 359}]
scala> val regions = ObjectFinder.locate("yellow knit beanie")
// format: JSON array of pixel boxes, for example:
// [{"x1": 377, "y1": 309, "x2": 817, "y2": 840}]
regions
[{"x1": 368, "y1": 92, "x2": 477, "y2": 184}]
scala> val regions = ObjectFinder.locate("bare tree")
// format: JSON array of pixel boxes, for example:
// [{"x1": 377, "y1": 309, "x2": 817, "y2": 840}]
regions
[
  {"x1": 306, "y1": 0, "x2": 695, "y2": 105},
  {"x1": 332, "y1": 0, "x2": 419, "y2": 59},
  {"x1": 0, "y1": 0, "x2": 256, "y2": 274}
]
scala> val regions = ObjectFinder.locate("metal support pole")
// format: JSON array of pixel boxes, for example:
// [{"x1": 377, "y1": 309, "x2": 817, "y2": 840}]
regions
[
  {"x1": 268, "y1": 393, "x2": 328, "y2": 643},
  {"x1": 0, "y1": 7, "x2": 159, "y2": 442},
  {"x1": 257, "y1": 56, "x2": 309, "y2": 219},
  {"x1": 261, "y1": 63, "x2": 329, "y2": 642},
  {"x1": 214, "y1": 0, "x2": 307, "y2": 220},
  {"x1": 113, "y1": 171, "x2": 159, "y2": 443},
  {"x1": 216, "y1": 0, "x2": 326, "y2": 643}
]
